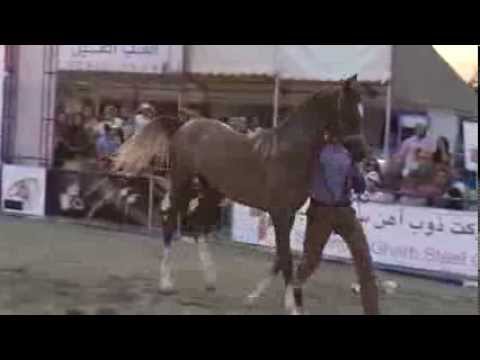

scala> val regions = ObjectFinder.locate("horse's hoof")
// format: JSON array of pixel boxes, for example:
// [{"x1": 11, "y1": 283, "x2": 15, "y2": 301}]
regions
[
  {"x1": 244, "y1": 295, "x2": 258, "y2": 307},
  {"x1": 159, "y1": 285, "x2": 177, "y2": 295},
  {"x1": 205, "y1": 284, "x2": 216, "y2": 293},
  {"x1": 289, "y1": 308, "x2": 304, "y2": 316},
  {"x1": 159, "y1": 288, "x2": 177, "y2": 296}
]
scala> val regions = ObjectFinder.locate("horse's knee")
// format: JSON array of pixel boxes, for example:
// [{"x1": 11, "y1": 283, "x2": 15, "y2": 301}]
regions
[
  {"x1": 296, "y1": 260, "x2": 318, "y2": 285},
  {"x1": 279, "y1": 256, "x2": 294, "y2": 283}
]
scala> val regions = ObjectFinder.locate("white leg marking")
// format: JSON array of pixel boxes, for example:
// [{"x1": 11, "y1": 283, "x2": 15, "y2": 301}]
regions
[
  {"x1": 160, "y1": 247, "x2": 174, "y2": 293},
  {"x1": 161, "y1": 190, "x2": 171, "y2": 212},
  {"x1": 197, "y1": 236, "x2": 216, "y2": 290},
  {"x1": 246, "y1": 275, "x2": 274, "y2": 306},
  {"x1": 284, "y1": 285, "x2": 301, "y2": 316}
]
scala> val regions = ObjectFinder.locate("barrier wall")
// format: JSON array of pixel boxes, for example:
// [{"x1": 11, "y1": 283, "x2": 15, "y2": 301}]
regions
[
  {"x1": 232, "y1": 201, "x2": 478, "y2": 280},
  {"x1": 0, "y1": 45, "x2": 4, "y2": 161}
]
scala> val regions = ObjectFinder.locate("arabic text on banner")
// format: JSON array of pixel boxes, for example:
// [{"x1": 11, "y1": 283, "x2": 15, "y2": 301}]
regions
[
  {"x1": 232, "y1": 202, "x2": 478, "y2": 279},
  {"x1": 58, "y1": 45, "x2": 183, "y2": 74}
]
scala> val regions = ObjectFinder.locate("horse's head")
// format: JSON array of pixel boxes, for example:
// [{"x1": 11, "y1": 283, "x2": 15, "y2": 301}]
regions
[{"x1": 334, "y1": 74, "x2": 379, "y2": 162}]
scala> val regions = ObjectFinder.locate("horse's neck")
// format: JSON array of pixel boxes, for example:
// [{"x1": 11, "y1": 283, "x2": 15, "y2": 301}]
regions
[{"x1": 274, "y1": 92, "x2": 336, "y2": 151}]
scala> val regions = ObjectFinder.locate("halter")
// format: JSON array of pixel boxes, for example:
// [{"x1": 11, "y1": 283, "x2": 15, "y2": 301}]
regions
[{"x1": 322, "y1": 90, "x2": 346, "y2": 141}]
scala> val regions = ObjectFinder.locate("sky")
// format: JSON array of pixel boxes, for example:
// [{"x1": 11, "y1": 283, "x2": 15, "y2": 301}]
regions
[{"x1": 433, "y1": 45, "x2": 478, "y2": 81}]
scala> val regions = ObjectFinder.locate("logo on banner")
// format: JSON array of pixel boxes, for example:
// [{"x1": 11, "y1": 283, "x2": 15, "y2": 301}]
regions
[{"x1": 1, "y1": 165, "x2": 46, "y2": 216}]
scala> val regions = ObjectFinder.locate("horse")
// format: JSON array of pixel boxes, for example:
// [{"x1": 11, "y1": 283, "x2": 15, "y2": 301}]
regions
[{"x1": 114, "y1": 74, "x2": 377, "y2": 315}]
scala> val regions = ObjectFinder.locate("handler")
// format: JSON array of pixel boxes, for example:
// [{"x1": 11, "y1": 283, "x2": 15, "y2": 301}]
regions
[{"x1": 295, "y1": 131, "x2": 380, "y2": 315}]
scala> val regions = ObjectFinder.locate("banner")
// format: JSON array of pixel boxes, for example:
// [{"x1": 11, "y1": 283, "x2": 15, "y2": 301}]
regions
[
  {"x1": 58, "y1": 45, "x2": 183, "y2": 74},
  {"x1": 0, "y1": 45, "x2": 4, "y2": 162},
  {"x1": 232, "y1": 201, "x2": 478, "y2": 279},
  {"x1": 1, "y1": 165, "x2": 46, "y2": 216},
  {"x1": 45, "y1": 169, "x2": 151, "y2": 227},
  {"x1": 463, "y1": 121, "x2": 478, "y2": 172}
]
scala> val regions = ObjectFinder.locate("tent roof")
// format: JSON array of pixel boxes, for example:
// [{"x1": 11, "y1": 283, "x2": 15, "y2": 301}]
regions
[
  {"x1": 186, "y1": 45, "x2": 392, "y2": 82},
  {"x1": 392, "y1": 45, "x2": 477, "y2": 116}
]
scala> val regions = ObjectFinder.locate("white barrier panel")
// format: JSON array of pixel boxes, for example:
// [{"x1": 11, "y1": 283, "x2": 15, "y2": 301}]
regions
[
  {"x1": 0, "y1": 45, "x2": 5, "y2": 161},
  {"x1": 232, "y1": 202, "x2": 478, "y2": 279},
  {"x1": 1, "y1": 164, "x2": 46, "y2": 217},
  {"x1": 463, "y1": 121, "x2": 478, "y2": 173},
  {"x1": 59, "y1": 45, "x2": 183, "y2": 74}
]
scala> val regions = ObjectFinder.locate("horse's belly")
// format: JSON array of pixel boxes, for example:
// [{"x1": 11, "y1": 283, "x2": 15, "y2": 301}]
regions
[{"x1": 197, "y1": 154, "x2": 269, "y2": 209}]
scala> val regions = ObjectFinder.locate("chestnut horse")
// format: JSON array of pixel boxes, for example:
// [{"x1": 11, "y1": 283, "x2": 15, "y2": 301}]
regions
[{"x1": 114, "y1": 75, "x2": 377, "y2": 314}]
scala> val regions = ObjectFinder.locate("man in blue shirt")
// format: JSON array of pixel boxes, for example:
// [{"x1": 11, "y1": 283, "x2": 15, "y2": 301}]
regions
[
  {"x1": 96, "y1": 124, "x2": 120, "y2": 170},
  {"x1": 295, "y1": 132, "x2": 379, "y2": 315}
]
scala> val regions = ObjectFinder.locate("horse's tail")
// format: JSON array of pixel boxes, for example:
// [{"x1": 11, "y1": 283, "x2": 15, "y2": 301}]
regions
[{"x1": 113, "y1": 116, "x2": 182, "y2": 175}]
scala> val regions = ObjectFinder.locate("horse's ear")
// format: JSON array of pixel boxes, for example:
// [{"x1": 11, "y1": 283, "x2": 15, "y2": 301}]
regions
[
  {"x1": 343, "y1": 74, "x2": 358, "y2": 90},
  {"x1": 347, "y1": 74, "x2": 358, "y2": 82}
]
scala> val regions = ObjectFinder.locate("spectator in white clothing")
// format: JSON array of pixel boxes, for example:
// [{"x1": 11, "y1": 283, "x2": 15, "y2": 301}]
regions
[
  {"x1": 134, "y1": 103, "x2": 155, "y2": 136},
  {"x1": 395, "y1": 123, "x2": 436, "y2": 178}
]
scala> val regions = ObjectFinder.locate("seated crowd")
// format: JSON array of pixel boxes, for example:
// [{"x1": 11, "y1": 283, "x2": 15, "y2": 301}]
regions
[
  {"x1": 361, "y1": 123, "x2": 476, "y2": 210},
  {"x1": 54, "y1": 104, "x2": 475, "y2": 211},
  {"x1": 54, "y1": 102, "x2": 157, "y2": 171}
]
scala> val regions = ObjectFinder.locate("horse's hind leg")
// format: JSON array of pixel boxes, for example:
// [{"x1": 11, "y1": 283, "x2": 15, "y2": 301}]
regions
[
  {"x1": 190, "y1": 179, "x2": 220, "y2": 292},
  {"x1": 246, "y1": 214, "x2": 295, "y2": 307},
  {"x1": 159, "y1": 178, "x2": 192, "y2": 294}
]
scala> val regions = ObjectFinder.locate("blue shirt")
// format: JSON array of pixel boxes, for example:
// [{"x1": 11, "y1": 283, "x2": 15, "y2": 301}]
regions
[
  {"x1": 96, "y1": 135, "x2": 120, "y2": 158},
  {"x1": 310, "y1": 144, "x2": 366, "y2": 206}
]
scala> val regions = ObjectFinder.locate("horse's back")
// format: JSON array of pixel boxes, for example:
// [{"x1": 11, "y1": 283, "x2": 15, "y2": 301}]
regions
[{"x1": 170, "y1": 118, "x2": 271, "y2": 207}]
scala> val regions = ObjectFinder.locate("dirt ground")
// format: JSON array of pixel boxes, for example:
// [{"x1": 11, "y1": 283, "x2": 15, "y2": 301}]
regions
[{"x1": 0, "y1": 215, "x2": 477, "y2": 315}]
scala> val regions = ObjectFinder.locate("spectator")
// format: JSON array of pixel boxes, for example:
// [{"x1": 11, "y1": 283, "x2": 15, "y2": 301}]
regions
[
  {"x1": 228, "y1": 117, "x2": 248, "y2": 134},
  {"x1": 65, "y1": 113, "x2": 91, "y2": 157},
  {"x1": 120, "y1": 105, "x2": 135, "y2": 140},
  {"x1": 399, "y1": 139, "x2": 453, "y2": 204},
  {"x1": 395, "y1": 123, "x2": 436, "y2": 179},
  {"x1": 54, "y1": 112, "x2": 70, "y2": 167},
  {"x1": 83, "y1": 104, "x2": 103, "y2": 140},
  {"x1": 247, "y1": 116, "x2": 262, "y2": 135},
  {"x1": 134, "y1": 103, "x2": 155, "y2": 136},
  {"x1": 99, "y1": 104, "x2": 122, "y2": 134},
  {"x1": 433, "y1": 136, "x2": 452, "y2": 167},
  {"x1": 362, "y1": 156, "x2": 383, "y2": 194},
  {"x1": 96, "y1": 124, "x2": 120, "y2": 170}
]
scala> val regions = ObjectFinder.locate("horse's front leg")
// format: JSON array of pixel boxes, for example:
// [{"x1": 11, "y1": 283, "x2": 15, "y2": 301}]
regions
[
  {"x1": 245, "y1": 259, "x2": 281, "y2": 306},
  {"x1": 196, "y1": 233, "x2": 217, "y2": 292},
  {"x1": 269, "y1": 211, "x2": 300, "y2": 315}
]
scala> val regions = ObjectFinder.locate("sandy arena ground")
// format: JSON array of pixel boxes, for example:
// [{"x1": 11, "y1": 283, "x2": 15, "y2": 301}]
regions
[{"x1": 0, "y1": 215, "x2": 477, "y2": 315}]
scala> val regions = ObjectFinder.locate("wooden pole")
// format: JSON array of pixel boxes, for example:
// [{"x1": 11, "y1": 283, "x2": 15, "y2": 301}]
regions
[
  {"x1": 273, "y1": 75, "x2": 280, "y2": 128},
  {"x1": 383, "y1": 84, "x2": 393, "y2": 158},
  {"x1": 148, "y1": 175, "x2": 154, "y2": 231}
]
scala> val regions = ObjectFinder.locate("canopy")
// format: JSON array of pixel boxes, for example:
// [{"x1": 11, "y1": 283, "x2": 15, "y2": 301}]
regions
[
  {"x1": 187, "y1": 45, "x2": 392, "y2": 82},
  {"x1": 392, "y1": 45, "x2": 477, "y2": 116}
]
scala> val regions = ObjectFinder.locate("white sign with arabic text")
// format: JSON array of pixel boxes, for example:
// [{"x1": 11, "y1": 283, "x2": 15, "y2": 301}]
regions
[
  {"x1": 233, "y1": 202, "x2": 478, "y2": 279},
  {"x1": 58, "y1": 45, "x2": 183, "y2": 74},
  {"x1": 463, "y1": 121, "x2": 478, "y2": 172}
]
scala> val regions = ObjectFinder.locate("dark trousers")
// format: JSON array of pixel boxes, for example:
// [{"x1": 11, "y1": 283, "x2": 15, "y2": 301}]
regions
[{"x1": 297, "y1": 202, "x2": 379, "y2": 315}]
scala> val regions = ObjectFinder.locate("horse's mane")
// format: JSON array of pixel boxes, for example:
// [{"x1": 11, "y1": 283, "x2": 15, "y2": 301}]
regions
[
  {"x1": 114, "y1": 115, "x2": 183, "y2": 174},
  {"x1": 253, "y1": 87, "x2": 341, "y2": 160}
]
